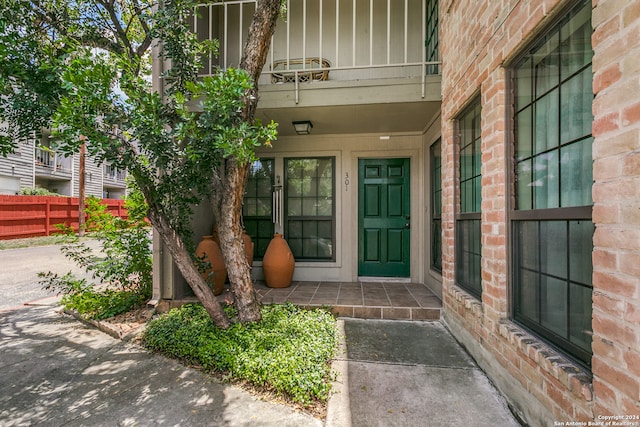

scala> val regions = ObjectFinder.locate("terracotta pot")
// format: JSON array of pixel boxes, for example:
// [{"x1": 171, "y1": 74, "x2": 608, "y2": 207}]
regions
[
  {"x1": 195, "y1": 235, "x2": 226, "y2": 295},
  {"x1": 262, "y1": 233, "x2": 295, "y2": 288},
  {"x1": 242, "y1": 230, "x2": 255, "y2": 267}
]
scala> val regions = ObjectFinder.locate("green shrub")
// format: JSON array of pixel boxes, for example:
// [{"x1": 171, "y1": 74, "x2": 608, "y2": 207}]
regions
[
  {"x1": 61, "y1": 288, "x2": 148, "y2": 320},
  {"x1": 19, "y1": 187, "x2": 60, "y2": 196},
  {"x1": 143, "y1": 303, "x2": 338, "y2": 406},
  {"x1": 39, "y1": 182, "x2": 152, "y2": 319}
]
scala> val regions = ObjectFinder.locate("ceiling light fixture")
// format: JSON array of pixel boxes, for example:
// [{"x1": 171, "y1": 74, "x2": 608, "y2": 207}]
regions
[{"x1": 292, "y1": 120, "x2": 313, "y2": 135}]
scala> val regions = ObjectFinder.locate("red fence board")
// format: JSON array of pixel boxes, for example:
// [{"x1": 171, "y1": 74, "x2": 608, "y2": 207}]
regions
[{"x1": 0, "y1": 195, "x2": 128, "y2": 240}]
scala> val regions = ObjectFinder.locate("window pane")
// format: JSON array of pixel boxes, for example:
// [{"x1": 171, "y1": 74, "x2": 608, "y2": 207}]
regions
[
  {"x1": 560, "y1": 138, "x2": 593, "y2": 207},
  {"x1": 541, "y1": 276, "x2": 568, "y2": 338},
  {"x1": 458, "y1": 98, "x2": 482, "y2": 214},
  {"x1": 561, "y1": 67, "x2": 593, "y2": 144},
  {"x1": 540, "y1": 221, "x2": 567, "y2": 278},
  {"x1": 516, "y1": 160, "x2": 533, "y2": 210},
  {"x1": 285, "y1": 157, "x2": 335, "y2": 261},
  {"x1": 533, "y1": 32, "x2": 559, "y2": 97},
  {"x1": 516, "y1": 58, "x2": 533, "y2": 111},
  {"x1": 519, "y1": 269, "x2": 540, "y2": 322},
  {"x1": 533, "y1": 150, "x2": 559, "y2": 209},
  {"x1": 516, "y1": 106, "x2": 533, "y2": 161},
  {"x1": 456, "y1": 219, "x2": 482, "y2": 298},
  {"x1": 243, "y1": 159, "x2": 274, "y2": 260},
  {"x1": 534, "y1": 89, "x2": 560, "y2": 154},
  {"x1": 560, "y1": 5, "x2": 592, "y2": 80},
  {"x1": 570, "y1": 220, "x2": 594, "y2": 285},
  {"x1": 569, "y1": 283, "x2": 593, "y2": 352},
  {"x1": 518, "y1": 221, "x2": 538, "y2": 270},
  {"x1": 431, "y1": 140, "x2": 443, "y2": 272}
]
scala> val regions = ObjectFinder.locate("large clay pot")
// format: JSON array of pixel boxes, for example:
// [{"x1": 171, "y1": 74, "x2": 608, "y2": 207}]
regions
[
  {"x1": 262, "y1": 233, "x2": 295, "y2": 288},
  {"x1": 195, "y1": 235, "x2": 226, "y2": 295},
  {"x1": 242, "y1": 230, "x2": 255, "y2": 267}
]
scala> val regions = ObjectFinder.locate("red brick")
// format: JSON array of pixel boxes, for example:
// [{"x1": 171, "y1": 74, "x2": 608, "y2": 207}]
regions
[
  {"x1": 593, "y1": 16, "x2": 622, "y2": 49},
  {"x1": 593, "y1": 357, "x2": 640, "y2": 401},
  {"x1": 621, "y1": 204, "x2": 640, "y2": 224},
  {"x1": 592, "y1": 204, "x2": 621, "y2": 223},
  {"x1": 623, "y1": 350, "x2": 640, "y2": 377},
  {"x1": 622, "y1": 101, "x2": 640, "y2": 126},
  {"x1": 621, "y1": 252, "x2": 640, "y2": 276},
  {"x1": 592, "y1": 336, "x2": 624, "y2": 363},
  {"x1": 593, "y1": 377, "x2": 618, "y2": 408},
  {"x1": 592, "y1": 290, "x2": 625, "y2": 312},
  {"x1": 593, "y1": 271, "x2": 637, "y2": 297},
  {"x1": 592, "y1": 112, "x2": 621, "y2": 136},
  {"x1": 593, "y1": 128, "x2": 640, "y2": 157},
  {"x1": 593, "y1": 62, "x2": 622, "y2": 93},
  {"x1": 592, "y1": 249, "x2": 618, "y2": 271},
  {"x1": 622, "y1": 151, "x2": 640, "y2": 176},
  {"x1": 626, "y1": 301, "x2": 640, "y2": 323},
  {"x1": 593, "y1": 311, "x2": 635, "y2": 343}
]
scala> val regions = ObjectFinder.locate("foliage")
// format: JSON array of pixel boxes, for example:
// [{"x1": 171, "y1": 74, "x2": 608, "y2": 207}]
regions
[
  {"x1": 18, "y1": 187, "x2": 60, "y2": 196},
  {"x1": 39, "y1": 185, "x2": 152, "y2": 319},
  {"x1": 62, "y1": 288, "x2": 149, "y2": 320},
  {"x1": 2, "y1": 0, "x2": 283, "y2": 326},
  {"x1": 143, "y1": 303, "x2": 338, "y2": 406}
]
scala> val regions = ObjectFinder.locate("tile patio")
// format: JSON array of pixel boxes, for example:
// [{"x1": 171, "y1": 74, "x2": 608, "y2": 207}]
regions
[{"x1": 252, "y1": 281, "x2": 442, "y2": 321}]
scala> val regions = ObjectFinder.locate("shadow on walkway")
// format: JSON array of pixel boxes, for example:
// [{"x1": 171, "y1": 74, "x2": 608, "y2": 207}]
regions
[{"x1": 0, "y1": 305, "x2": 321, "y2": 427}]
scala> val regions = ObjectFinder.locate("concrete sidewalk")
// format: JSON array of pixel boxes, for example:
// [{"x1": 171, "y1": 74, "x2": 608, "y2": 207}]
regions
[
  {"x1": 0, "y1": 302, "x2": 520, "y2": 427},
  {"x1": 326, "y1": 318, "x2": 521, "y2": 427},
  {"x1": 0, "y1": 303, "x2": 321, "y2": 427}
]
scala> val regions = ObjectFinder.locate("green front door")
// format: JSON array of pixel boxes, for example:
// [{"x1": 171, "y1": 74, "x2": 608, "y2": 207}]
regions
[{"x1": 358, "y1": 158, "x2": 411, "y2": 277}]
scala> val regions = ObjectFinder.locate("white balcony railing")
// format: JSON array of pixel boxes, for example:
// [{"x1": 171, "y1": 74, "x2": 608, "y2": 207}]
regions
[
  {"x1": 34, "y1": 147, "x2": 72, "y2": 173},
  {"x1": 191, "y1": 0, "x2": 439, "y2": 98},
  {"x1": 104, "y1": 164, "x2": 126, "y2": 182}
]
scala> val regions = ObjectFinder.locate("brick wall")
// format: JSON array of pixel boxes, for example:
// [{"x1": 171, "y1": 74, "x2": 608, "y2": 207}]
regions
[
  {"x1": 440, "y1": 0, "x2": 640, "y2": 425},
  {"x1": 591, "y1": 0, "x2": 640, "y2": 417}
]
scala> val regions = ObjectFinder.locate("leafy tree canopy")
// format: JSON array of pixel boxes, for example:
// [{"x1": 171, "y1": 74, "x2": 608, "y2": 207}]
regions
[{"x1": 0, "y1": 0, "x2": 283, "y2": 327}]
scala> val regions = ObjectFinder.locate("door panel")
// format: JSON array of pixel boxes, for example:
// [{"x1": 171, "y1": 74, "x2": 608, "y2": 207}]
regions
[{"x1": 358, "y1": 158, "x2": 410, "y2": 277}]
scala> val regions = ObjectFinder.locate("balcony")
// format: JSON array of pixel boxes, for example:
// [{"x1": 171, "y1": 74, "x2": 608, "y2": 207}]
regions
[
  {"x1": 104, "y1": 164, "x2": 127, "y2": 185},
  {"x1": 187, "y1": 0, "x2": 441, "y2": 135},
  {"x1": 34, "y1": 147, "x2": 73, "y2": 180}
]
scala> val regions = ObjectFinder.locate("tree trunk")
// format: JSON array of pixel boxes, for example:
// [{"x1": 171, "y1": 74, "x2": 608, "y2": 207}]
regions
[
  {"x1": 215, "y1": 159, "x2": 261, "y2": 323},
  {"x1": 147, "y1": 204, "x2": 231, "y2": 329},
  {"x1": 211, "y1": 0, "x2": 282, "y2": 323}
]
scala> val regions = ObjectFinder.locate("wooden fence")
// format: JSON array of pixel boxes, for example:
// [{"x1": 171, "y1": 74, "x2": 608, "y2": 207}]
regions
[{"x1": 0, "y1": 195, "x2": 128, "y2": 240}]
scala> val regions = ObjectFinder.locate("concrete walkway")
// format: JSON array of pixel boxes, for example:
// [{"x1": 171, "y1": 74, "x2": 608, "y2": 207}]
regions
[
  {"x1": 0, "y1": 303, "x2": 321, "y2": 427},
  {"x1": 327, "y1": 319, "x2": 521, "y2": 427},
  {"x1": 0, "y1": 301, "x2": 521, "y2": 427}
]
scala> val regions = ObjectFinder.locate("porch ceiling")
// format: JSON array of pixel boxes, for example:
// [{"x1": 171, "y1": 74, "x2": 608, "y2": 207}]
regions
[{"x1": 255, "y1": 100, "x2": 441, "y2": 137}]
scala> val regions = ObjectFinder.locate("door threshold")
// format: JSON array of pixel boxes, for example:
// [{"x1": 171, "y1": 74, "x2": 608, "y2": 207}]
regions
[{"x1": 357, "y1": 277, "x2": 411, "y2": 283}]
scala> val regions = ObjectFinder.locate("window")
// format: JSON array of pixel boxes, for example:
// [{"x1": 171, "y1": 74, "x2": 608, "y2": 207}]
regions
[
  {"x1": 430, "y1": 139, "x2": 442, "y2": 272},
  {"x1": 511, "y1": 0, "x2": 593, "y2": 368},
  {"x1": 285, "y1": 157, "x2": 335, "y2": 261},
  {"x1": 456, "y1": 99, "x2": 482, "y2": 298},
  {"x1": 243, "y1": 159, "x2": 275, "y2": 259}
]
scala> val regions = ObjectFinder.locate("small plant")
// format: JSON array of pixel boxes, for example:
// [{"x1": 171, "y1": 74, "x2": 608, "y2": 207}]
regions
[
  {"x1": 19, "y1": 187, "x2": 60, "y2": 196},
  {"x1": 143, "y1": 303, "x2": 338, "y2": 407},
  {"x1": 39, "y1": 182, "x2": 152, "y2": 320}
]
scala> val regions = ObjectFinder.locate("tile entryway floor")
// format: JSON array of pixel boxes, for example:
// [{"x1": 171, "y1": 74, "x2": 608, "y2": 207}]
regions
[{"x1": 252, "y1": 281, "x2": 442, "y2": 321}]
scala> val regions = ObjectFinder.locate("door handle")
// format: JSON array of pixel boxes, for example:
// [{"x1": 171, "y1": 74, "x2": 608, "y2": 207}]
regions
[{"x1": 405, "y1": 223, "x2": 410, "y2": 229}]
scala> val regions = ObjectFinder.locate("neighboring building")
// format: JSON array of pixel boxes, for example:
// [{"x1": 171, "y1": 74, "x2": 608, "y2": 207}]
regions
[
  {"x1": 0, "y1": 129, "x2": 127, "y2": 199},
  {"x1": 152, "y1": 0, "x2": 640, "y2": 425}
]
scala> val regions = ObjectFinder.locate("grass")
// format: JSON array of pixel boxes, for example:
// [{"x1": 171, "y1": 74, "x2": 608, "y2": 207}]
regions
[
  {"x1": 143, "y1": 303, "x2": 338, "y2": 410},
  {"x1": 0, "y1": 234, "x2": 75, "y2": 250}
]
